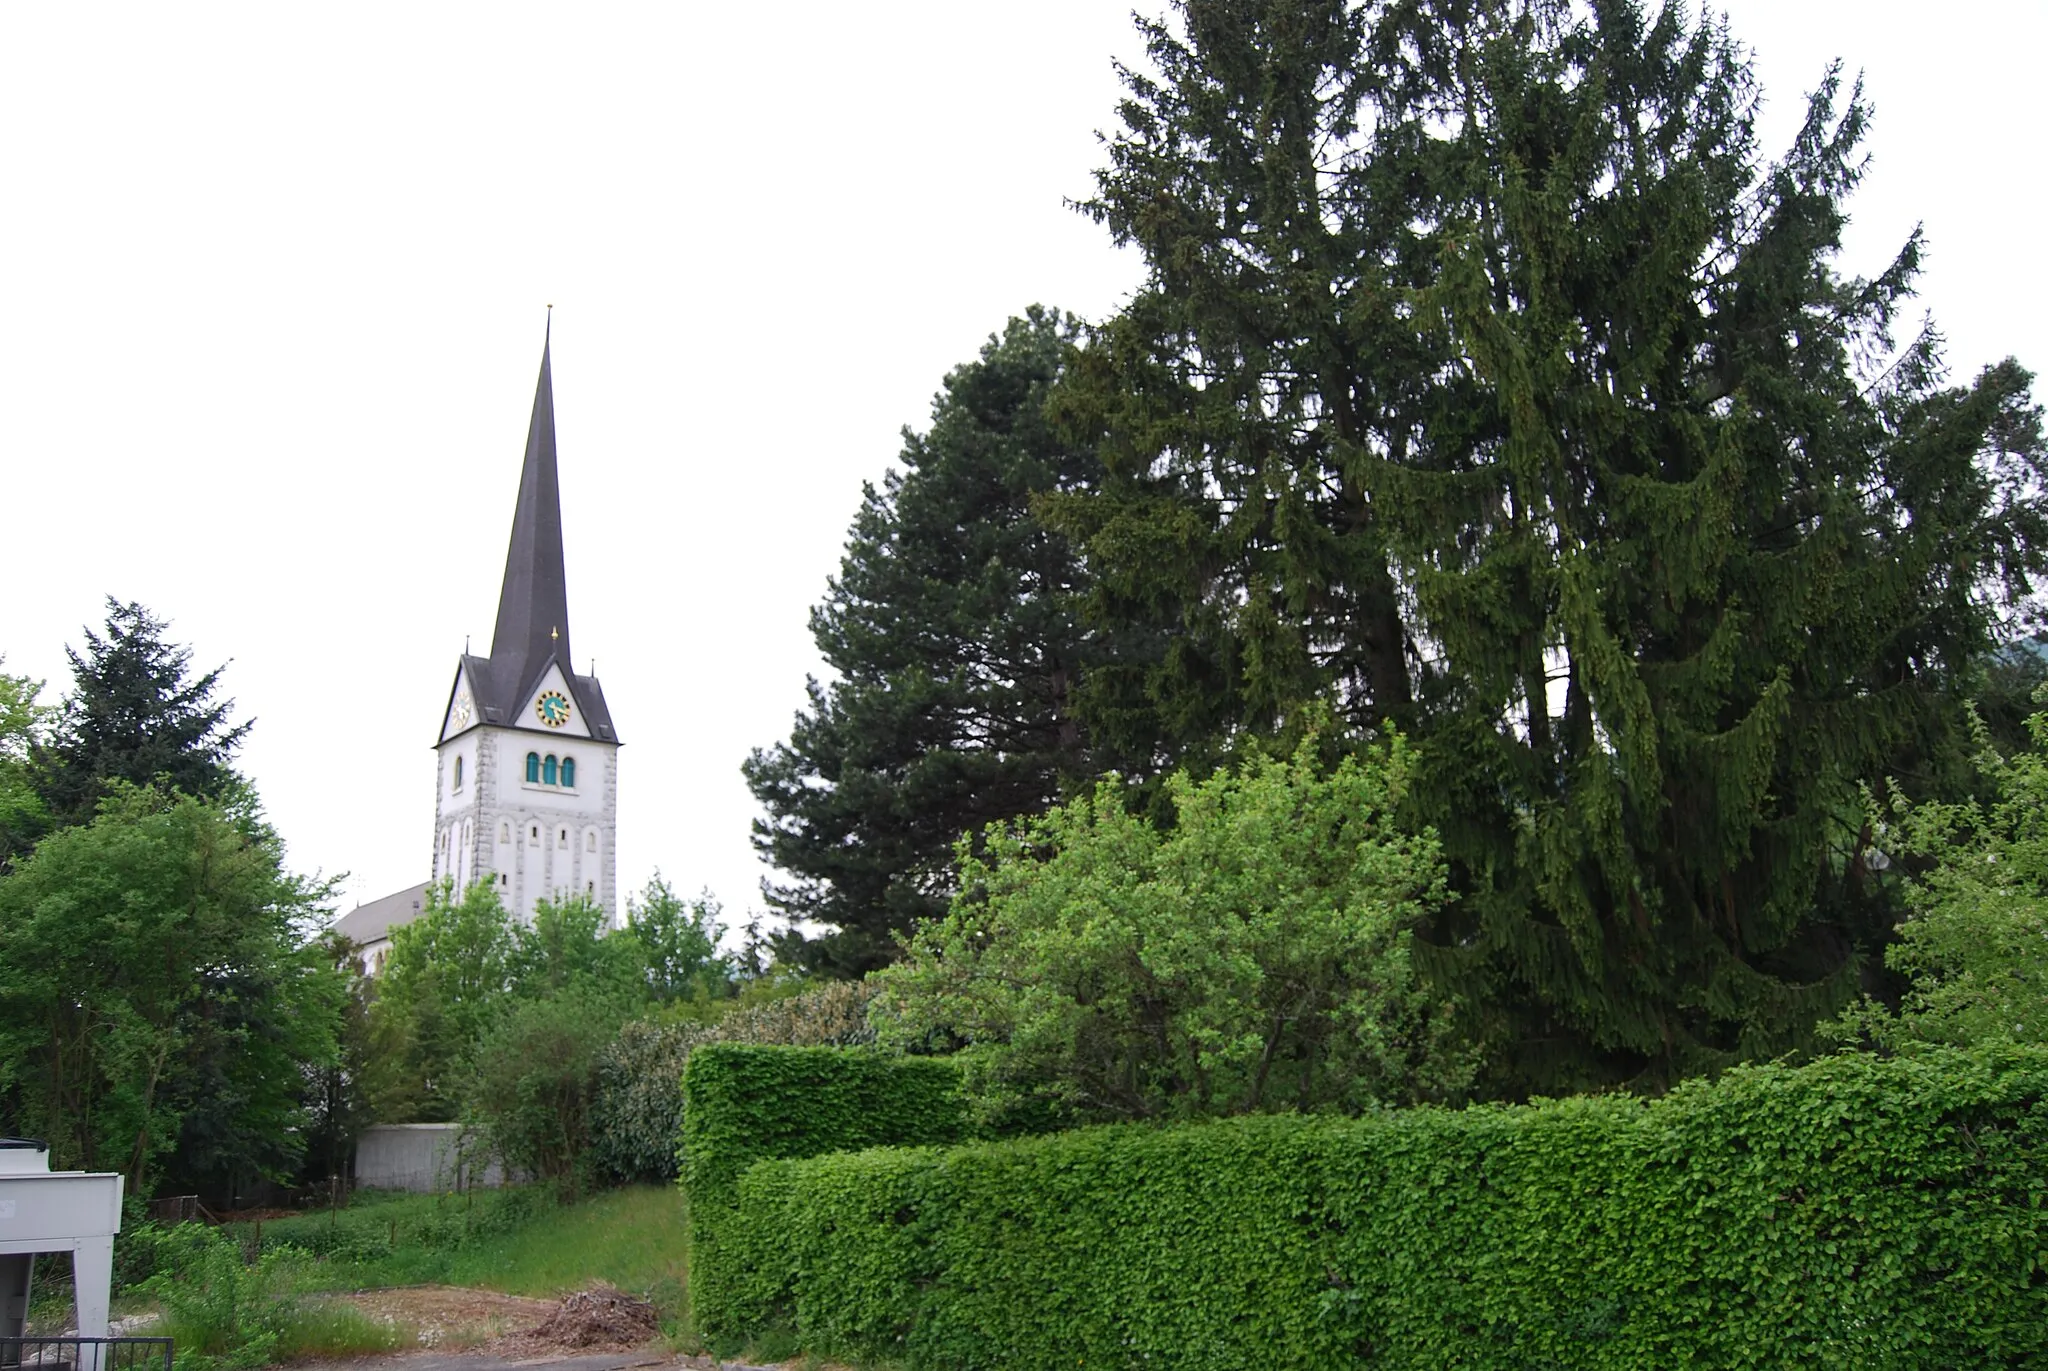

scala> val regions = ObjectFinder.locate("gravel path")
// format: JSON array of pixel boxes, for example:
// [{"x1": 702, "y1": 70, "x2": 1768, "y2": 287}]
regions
[{"x1": 291, "y1": 1354, "x2": 789, "y2": 1371}]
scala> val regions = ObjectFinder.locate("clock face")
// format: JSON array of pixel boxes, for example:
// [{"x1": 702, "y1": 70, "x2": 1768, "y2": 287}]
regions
[
  {"x1": 536, "y1": 690, "x2": 572, "y2": 728},
  {"x1": 452, "y1": 692, "x2": 474, "y2": 729}
]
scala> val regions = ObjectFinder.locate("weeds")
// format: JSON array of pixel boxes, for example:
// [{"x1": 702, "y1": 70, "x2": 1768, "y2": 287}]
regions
[{"x1": 138, "y1": 1226, "x2": 405, "y2": 1369}]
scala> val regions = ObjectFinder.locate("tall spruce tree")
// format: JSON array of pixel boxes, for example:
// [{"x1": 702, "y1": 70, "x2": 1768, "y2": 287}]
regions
[
  {"x1": 36, "y1": 599, "x2": 250, "y2": 826},
  {"x1": 1057, "y1": 0, "x2": 2048, "y2": 1092},
  {"x1": 747, "y1": 309, "x2": 1124, "y2": 975}
]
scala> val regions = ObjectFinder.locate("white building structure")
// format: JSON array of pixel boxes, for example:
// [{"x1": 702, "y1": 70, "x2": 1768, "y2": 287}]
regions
[{"x1": 338, "y1": 331, "x2": 621, "y2": 963}]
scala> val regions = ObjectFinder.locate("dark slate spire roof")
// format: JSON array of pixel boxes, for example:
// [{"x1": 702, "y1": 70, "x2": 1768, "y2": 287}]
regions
[
  {"x1": 491, "y1": 337, "x2": 573, "y2": 676},
  {"x1": 443, "y1": 330, "x2": 618, "y2": 744}
]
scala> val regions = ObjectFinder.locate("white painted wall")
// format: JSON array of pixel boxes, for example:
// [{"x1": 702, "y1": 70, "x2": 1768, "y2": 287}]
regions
[
  {"x1": 354, "y1": 1124, "x2": 504, "y2": 1192},
  {"x1": 433, "y1": 719, "x2": 619, "y2": 925}
]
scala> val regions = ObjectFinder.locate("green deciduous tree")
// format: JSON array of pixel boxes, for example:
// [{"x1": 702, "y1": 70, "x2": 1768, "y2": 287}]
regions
[
  {"x1": 624, "y1": 876, "x2": 731, "y2": 1004},
  {"x1": 1056, "y1": 0, "x2": 2048, "y2": 1092},
  {"x1": 463, "y1": 983, "x2": 634, "y2": 1198},
  {"x1": 363, "y1": 881, "x2": 519, "y2": 1122},
  {"x1": 0, "y1": 663, "x2": 52, "y2": 870},
  {"x1": 505, "y1": 892, "x2": 645, "y2": 1001},
  {"x1": 35, "y1": 600, "x2": 251, "y2": 828},
  {"x1": 301, "y1": 932, "x2": 378, "y2": 1190},
  {"x1": 874, "y1": 731, "x2": 1470, "y2": 1124},
  {"x1": 370, "y1": 880, "x2": 690, "y2": 1128},
  {"x1": 0, "y1": 786, "x2": 340, "y2": 1196},
  {"x1": 1833, "y1": 707, "x2": 2048, "y2": 1051},
  {"x1": 747, "y1": 308, "x2": 1146, "y2": 977}
]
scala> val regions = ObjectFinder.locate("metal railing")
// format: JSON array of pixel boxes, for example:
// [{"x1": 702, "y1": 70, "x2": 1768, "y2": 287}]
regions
[{"x1": 0, "y1": 1338, "x2": 174, "y2": 1371}]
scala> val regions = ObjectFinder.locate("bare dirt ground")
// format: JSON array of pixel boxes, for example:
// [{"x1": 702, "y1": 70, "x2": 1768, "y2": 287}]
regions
[
  {"x1": 325, "y1": 1286, "x2": 559, "y2": 1350},
  {"x1": 299, "y1": 1285, "x2": 853, "y2": 1371}
]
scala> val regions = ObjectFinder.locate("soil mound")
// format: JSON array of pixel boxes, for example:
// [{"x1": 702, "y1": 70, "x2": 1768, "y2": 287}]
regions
[{"x1": 518, "y1": 1284, "x2": 660, "y2": 1350}]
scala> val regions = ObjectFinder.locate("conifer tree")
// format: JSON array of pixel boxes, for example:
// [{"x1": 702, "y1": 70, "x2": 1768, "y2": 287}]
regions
[
  {"x1": 36, "y1": 599, "x2": 250, "y2": 826},
  {"x1": 747, "y1": 309, "x2": 1125, "y2": 975},
  {"x1": 1058, "y1": 0, "x2": 2048, "y2": 1091}
]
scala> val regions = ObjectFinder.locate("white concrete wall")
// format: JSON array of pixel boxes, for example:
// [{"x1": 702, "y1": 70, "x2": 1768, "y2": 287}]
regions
[{"x1": 353, "y1": 1124, "x2": 504, "y2": 1192}]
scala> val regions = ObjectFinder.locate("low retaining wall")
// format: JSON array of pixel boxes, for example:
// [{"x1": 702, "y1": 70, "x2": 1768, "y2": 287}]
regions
[{"x1": 354, "y1": 1124, "x2": 504, "y2": 1193}]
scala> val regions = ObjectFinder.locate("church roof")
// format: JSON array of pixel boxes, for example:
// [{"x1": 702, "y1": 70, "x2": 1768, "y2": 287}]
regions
[
  {"x1": 493, "y1": 337, "x2": 574, "y2": 684},
  {"x1": 333, "y1": 880, "x2": 431, "y2": 948},
  {"x1": 446, "y1": 330, "x2": 618, "y2": 743}
]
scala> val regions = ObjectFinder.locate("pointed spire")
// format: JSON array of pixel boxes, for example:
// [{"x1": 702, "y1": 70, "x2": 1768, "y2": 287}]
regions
[{"x1": 489, "y1": 328, "x2": 572, "y2": 685}]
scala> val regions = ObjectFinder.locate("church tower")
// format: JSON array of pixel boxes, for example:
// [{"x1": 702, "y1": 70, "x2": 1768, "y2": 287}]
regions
[{"x1": 429, "y1": 333, "x2": 620, "y2": 924}]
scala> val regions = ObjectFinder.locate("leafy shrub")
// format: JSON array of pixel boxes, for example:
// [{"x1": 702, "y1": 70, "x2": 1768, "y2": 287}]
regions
[
  {"x1": 873, "y1": 732, "x2": 1472, "y2": 1125},
  {"x1": 139, "y1": 1225, "x2": 313, "y2": 1370},
  {"x1": 590, "y1": 1019, "x2": 714, "y2": 1184},
  {"x1": 137, "y1": 1222, "x2": 407, "y2": 1369},
  {"x1": 590, "y1": 981, "x2": 880, "y2": 1184},
  {"x1": 700, "y1": 1046, "x2": 2048, "y2": 1368},
  {"x1": 681, "y1": 1044, "x2": 968, "y2": 1338},
  {"x1": 1833, "y1": 708, "x2": 2048, "y2": 1049},
  {"x1": 463, "y1": 986, "x2": 633, "y2": 1196}
]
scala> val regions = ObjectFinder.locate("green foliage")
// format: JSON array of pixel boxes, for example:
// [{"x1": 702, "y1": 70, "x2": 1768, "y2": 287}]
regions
[
  {"x1": 746, "y1": 307, "x2": 1145, "y2": 977},
  {"x1": 207, "y1": 1185, "x2": 557, "y2": 1272},
  {"x1": 463, "y1": 983, "x2": 635, "y2": 1196},
  {"x1": 876, "y1": 731, "x2": 1471, "y2": 1123},
  {"x1": 708, "y1": 1047, "x2": 2048, "y2": 1368},
  {"x1": 299, "y1": 932, "x2": 377, "y2": 1187},
  {"x1": 370, "y1": 879, "x2": 718, "y2": 1134},
  {"x1": 590, "y1": 1018, "x2": 711, "y2": 1185},
  {"x1": 34, "y1": 599, "x2": 251, "y2": 829},
  {"x1": 141, "y1": 1224, "x2": 301, "y2": 1369},
  {"x1": 0, "y1": 661, "x2": 51, "y2": 869},
  {"x1": 625, "y1": 876, "x2": 731, "y2": 1003},
  {"x1": 1834, "y1": 707, "x2": 2048, "y2": 1049},
  {"x1": 591, "y1": 981, "x2": 881, "y2": 1185},
  {"x1": 506, "y1": 893, "x2": 645, "y2": 1001},
  {"x1": 1054, "y1": 0, "x2": 2048, "y2": 1093},
  {"x1": 0, "y1": 785, "x2": 340, "y2": 1196},
  {"x1": 213, "y1": 1184, "x2": 685, "y2": 1304},
  {"x1": 682, "y1": 1045, "x2": 969, "y2": 1340},
  {"x1": 365, "y1": 880, "x2": 518, "y2": 1122},
  {"x1": 138, "y1": 1225, "x2": 401, "y2": 1371}
]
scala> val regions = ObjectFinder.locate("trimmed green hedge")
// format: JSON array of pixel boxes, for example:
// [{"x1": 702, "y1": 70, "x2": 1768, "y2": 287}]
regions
[
  {"x1": 706, "y1": 1046, "x2": 2048, "y2": 1368},
  {"x1": 681, "y1": 1044, "x2": 969, "y2": 1336}
]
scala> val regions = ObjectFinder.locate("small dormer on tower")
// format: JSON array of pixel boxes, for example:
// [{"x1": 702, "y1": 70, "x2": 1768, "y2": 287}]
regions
[{"x1": 432, "y1": 329, "x2": 620, "y2": 925}]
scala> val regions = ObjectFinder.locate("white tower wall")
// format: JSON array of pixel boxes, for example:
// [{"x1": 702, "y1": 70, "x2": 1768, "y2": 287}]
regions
[{"x1": 431, "y1": 725, "x2": 619, "y2": 926}]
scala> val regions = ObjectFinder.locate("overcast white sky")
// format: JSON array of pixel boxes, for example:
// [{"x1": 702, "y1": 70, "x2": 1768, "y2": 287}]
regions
[{"x1": 4, "y1": 3, "x2": 2043, "y2": 933}]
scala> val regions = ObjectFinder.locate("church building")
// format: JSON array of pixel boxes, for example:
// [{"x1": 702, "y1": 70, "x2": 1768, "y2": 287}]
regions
[{"x1": 338, "y1": 333, "x2": 620, "y2": 968}]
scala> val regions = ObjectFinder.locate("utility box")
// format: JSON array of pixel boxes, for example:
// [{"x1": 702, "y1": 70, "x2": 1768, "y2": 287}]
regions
[{"x1": 0, "y1": 1139, "x2": 124, "y2": 1346}]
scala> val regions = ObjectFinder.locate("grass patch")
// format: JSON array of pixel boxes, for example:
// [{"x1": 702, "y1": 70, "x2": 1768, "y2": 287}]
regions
[
  {"x1": 439, "y1": 1186, "x2": 686, "y2": 1299},
  {"x1": 221, "y1": 1185, "x2": 687, "y2": 1305},
  {"x1": 272, "y1": 1302, "x2": 412, "y2": 1361},
  {"x1": 114, "y1": 1185, "x2": 689, "y2": 1363}
]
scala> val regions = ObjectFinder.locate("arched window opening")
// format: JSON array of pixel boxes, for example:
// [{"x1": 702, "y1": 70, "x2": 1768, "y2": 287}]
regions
[
  {"x1": 558, "y1": 828, "x2": 569, "y2": 848},
  {"x1": 544, "y1": 755, "x2": 559, "y2": 786},
  {"x1": 529, "y1": 825, "x2": 540, "y2": 845},
  {"x1": 561, "y1": 756, "x2": 576, "y2": 789},
  {"x1": 453, "y1": 756, "x2": 464, "y2": 790},
  {"x1": 499, "y1": 822, "x2": 510, "y2": 843},
  {"x1": 586, "y1": 831, "x2": 596, "y2": 852},
  {"x1": 526, "y1": 752, "x2": 540, "y2": 783}
]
